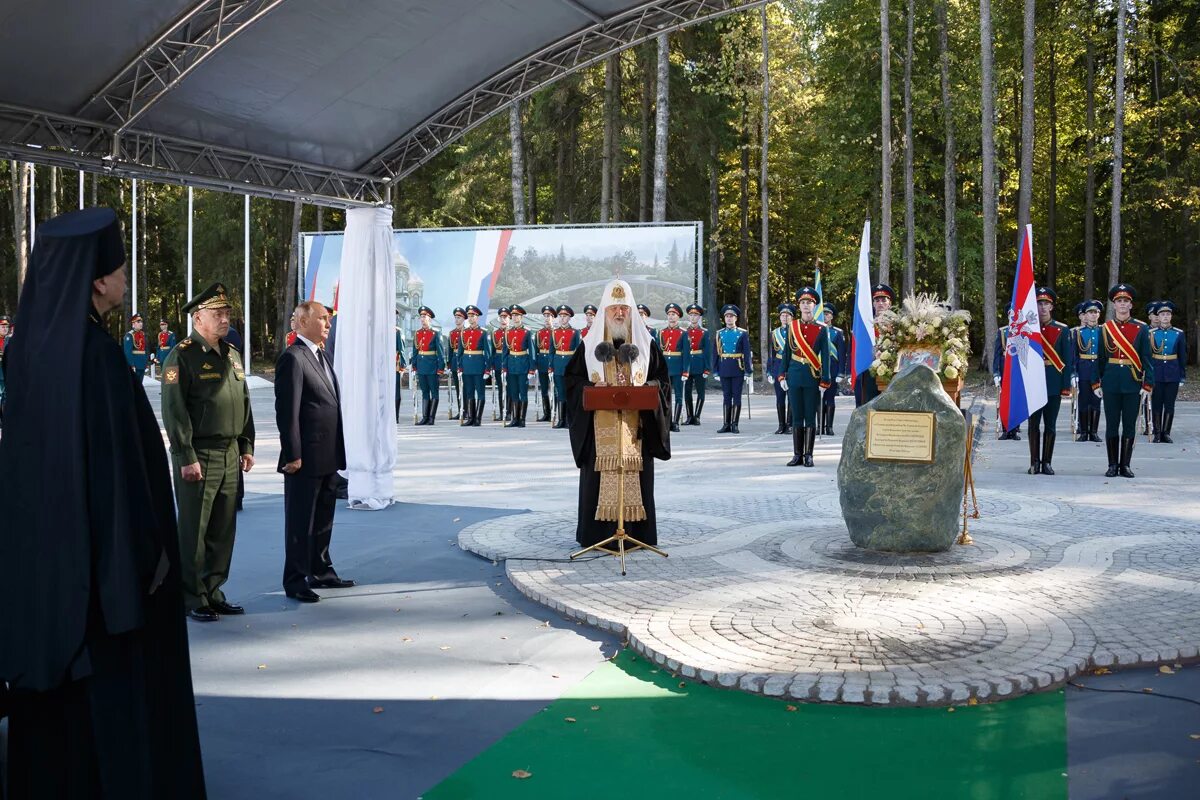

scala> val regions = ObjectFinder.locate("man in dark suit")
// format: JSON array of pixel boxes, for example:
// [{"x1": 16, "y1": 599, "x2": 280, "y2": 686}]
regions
[{"x1": 274, "y1": 301, "x2": 354, "y2": 603}]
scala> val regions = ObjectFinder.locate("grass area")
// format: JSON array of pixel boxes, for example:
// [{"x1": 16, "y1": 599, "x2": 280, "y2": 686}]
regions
[{"x1": 425, "y1": 651, "x2": 1067, "y2": 800}]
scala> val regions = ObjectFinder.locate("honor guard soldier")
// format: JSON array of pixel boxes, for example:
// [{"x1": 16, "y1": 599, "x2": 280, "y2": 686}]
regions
[
  {"x1": 582, "y1": 303, "x2": 598, "y2": 338},
  {"x1": 637, "y1": 304, "x2": 652, "y2": 330},
  {"x1": 491, "y1": 307, "x2": 511, "y2": 420},
  {"x1": 456, "y1": 305, "x2": 493, "y2": 426},
  {"x1": 1025, "y1": 287, "x2": 1074, "y2": 475},
  {"x1": 394, "y1": 322, "x2": 407, "y2": 423},
  {"x1": 161, "y1": 282, "x2": 255, "y2": 621},
  {"x1": 1072, "y1": 300, "x2": 1103, "y2": 441},
  {"x1": 1145, "y1": 302, "x2": 1160, "y2": 330},
  {"x1": 766, "y1": 302, "x2": 795, "y2": 435},
  {"x1": 780, "y1": 288, "x2": 833, "y2": 466},
  {"x1": 1095, "y1": 283, "x2": 1154, "y2": 477},
  {"x1": 535, "y1": 305, "x2": 556, "y2": 422},
  {"x1": 713, "y1": 304, "x2": 753, "y2": 433},
  {"x1": 655, "y1": 303, "x2": 692, "y2": 431},
  {"x1": 502, "y1": 304, "x2": 537, "y2": 427},
  {"x1": 447, "y1": 307, "x2": 466, "y2": 420},
  {"x1": 550, "y1": 304, "x2": 581, "y2": 428},
  {"x1": 411, "y1": 306, "x2": 445, "y2": 425},
  {"x1": 684, "y1": 303, "x2": 712, "y2": 425},
  {"x1": 992, "y1": 325, "x2": 1023, "y2": 440},
  {"x1": 855, "y1": 284, "x2": 893, "y2": 407},
  {"x1": 154, "y1": 318, "x2": 177, "y2": 375},
  {"x1": 0, "y1": 314, "x2": 9, "y2": 421},
  {"x1": 123, "y1": 312, "x2": 150, "y2": 377},
  {"x1": 822, "y1": 303, "x2": 848, "y2": 435},
  {"x1": 1149, "y1": 300, "x2": 1186, "y2": 443}
]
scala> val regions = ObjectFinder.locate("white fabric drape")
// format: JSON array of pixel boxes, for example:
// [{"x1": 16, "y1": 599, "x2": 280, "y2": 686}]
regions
[{"x1": 334, "y1": 207, "x2": 396, "y2": 509}]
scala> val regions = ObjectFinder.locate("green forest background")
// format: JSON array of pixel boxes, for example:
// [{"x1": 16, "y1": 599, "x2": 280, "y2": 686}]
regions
[{"x1": 0, "y1": 0, "x2": 1194, "y2": 371}]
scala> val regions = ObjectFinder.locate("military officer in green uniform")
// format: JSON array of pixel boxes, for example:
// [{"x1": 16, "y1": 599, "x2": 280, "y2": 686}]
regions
[
  {"x1": 161, "y1": 282, "x2": 255, "y2": 622},
  {"x1": 1094, "y1": 283, "x2": 1153, "y2": 478}
]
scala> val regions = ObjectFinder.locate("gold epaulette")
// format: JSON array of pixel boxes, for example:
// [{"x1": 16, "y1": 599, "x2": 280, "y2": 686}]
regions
[{"x1": 177, "y1": 338, "x2": 193, "y2": 350}]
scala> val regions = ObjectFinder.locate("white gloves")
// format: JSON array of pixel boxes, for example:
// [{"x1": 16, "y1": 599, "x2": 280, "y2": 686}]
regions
[
  {"x1": 766, "y1": 375, "x2": 774, "y2": 384},
  {"x1": 779, "y1": 379, "x2": 789, "y2": 392},
  {"x1": 1071, "y1": 376, "x2": 1078, "y2": 388},
  {"x1": 993, "y1": 376, "x2": 1001, "y2": 387},
  {"x1": 1095, "y1": 387, "x2": 1103, "y2": 400}
]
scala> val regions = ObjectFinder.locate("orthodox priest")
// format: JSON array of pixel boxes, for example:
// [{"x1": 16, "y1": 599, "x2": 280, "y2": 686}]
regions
[
  {"x1": 0, "y1": 208, "x2": 206, "y2": 799},
  {"x1": 565, "y1": 280, "x2": 671, "y2": 549}
]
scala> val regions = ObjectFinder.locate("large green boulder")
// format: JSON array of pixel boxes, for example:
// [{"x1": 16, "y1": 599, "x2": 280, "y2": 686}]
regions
[{"x1": 838, "y1": 364, "x2": 967, "y2": 552}]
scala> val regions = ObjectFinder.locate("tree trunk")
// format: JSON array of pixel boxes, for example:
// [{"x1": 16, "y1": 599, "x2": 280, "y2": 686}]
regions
[
  {"x1": 1109, "y1": 0, "x2": 1127, "y2": 299},
  {"x1": 611, "y1": 55, "x2": 622, "y2": 222},
  {"x1": 639, "y1": 44, "x2": 652, "y2": 222},
  {"x1": 555, "y1": 115, "x2": 567, "y2": 224},
  {"x1": 980, "y1": 0, "x2": 998, "y2": 368},
  {"x1": 1150, "y1": 22, "x2": 1165, "y2": 300},
  {"x1": 938, "y1": 0, "x2": 959, "y2": 309},
  {"x1": 707, "y1": 139, "x2": 720, "y2": 330},
  {"x1": 902, "y1": 0, "x2": 915, "y2": 296},
  {"x1": 317, "y1": 206, "x2": 324, "y2": 233},
  {"x1": 277, "y1": 200, "x2": 303, "y2": 357},
  {"x1": 1084, "y1": 33, "x2": 1096, "y2": 300},
  {"x1": 879, "y1": 0, "x2": 892, "y2": 284},
  {"x1": 759, "y1": 4, "x2": 771, "y2": 371},
  {"x1": 1047, "y1": 23, "x2": 1058, "y2": 288},
  {"x1": 738, "y1": 101, "x2": 750, "y2": 317},
  {"x1": 91, "y1": 171, "x2": 97, "y2": 207},
  {"x1": 50, "y1": 166, "x2": 58, "y2": 218},
  {"x1": 509, "y1": 101, "x2": 527, "y2": 226},
  {"x1": 528, "y1": 146, "x2": 539, "y2": 224},
  {"x1": 11, "y1": 162, "x2": 29, "y2": 297},
  {"x1": 601, "y1": 57, "x2": 613, "y2": 223},
  {"x1": 1017, "y1": 0, "x2": 1034, "y2": 235},
  {"x1": 652, "y1": 32, "x2": 669, "y2": 222}
]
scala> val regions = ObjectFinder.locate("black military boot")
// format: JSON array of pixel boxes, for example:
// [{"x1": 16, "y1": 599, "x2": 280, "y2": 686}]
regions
[
  {"x1": 415, "y1": 398, "x2": 430, "y2": 425},
  {"x1": 1011, "y1": 425, "x2": 1022, "y2": 441},
  {"x1": 788, "y1": 427, "x2": 804, "y2": 466},
  {"x1": 671, "y1": 406, "x2": 682, "y2": 432},
  {"x1": 1118, "y1": 437, "x2": 1136, "y2": 478},
  {"x1": 824, "y1": 406, "x2": 835, "y2": 436},
  {"x1": 473, "y1": 400, "x2": 484, "y2": 426},
  {"x1": 1075, "y1": 412, "x2": 1088, "y2": 442},
  {"x1": 693, "y1": 395, "x2": 705, "y2": 425},
  {"x1": 1040, "y1": 431, "x2": 1056, "y2": 475},
  {"x1": 803, "y1": 427, "x2": 816, "y2": 468},
  {"x1": 1104, "y1": 438, "x2": 1119, "y2": 477},
  {"x1": 553, "y1": 402, "x2": 566, "y2": 429},
  {"x1": 450, "y1": 389, "x2": 461, "y2": 420},
  {"x1": 774, "y1": 401, "x2": 787, "y2": 435},
  {"x1": 1151, "y1": 410, "x2": 1163, "y2": 442},
  {"x1": 717, "y1": 405, "x2": 732, "y2": 433},
  {"x1": 1027, "y1": 428, "x2": 1041, "y2": 474},
  {"x1": 783, "y1": 405, "x2": 792, "y2": 435},
  {"x1": 684, "y1": 392, "x2": 696, "y2": 426},
  {"x1": 731, "y1": 404, "x2": 742, "y2": 434},
  {"x1": 1089, "y1": 410, "x2": 1102, "y2": 442},
  {"x1": 429, "y1": 398, "x2": 439, "y2": 425},
  {"x1": 537, "y1": 392, "x2": 551, "y2": 422},
  {"x1": 505, "y1": 400, "x2": 520, "y2": 428},
  {"x1": 521, "y1": 401, "x2": 529, "y2": 427},
  {"x1": 460, "y1": 399, "x2": 474, "y2": 427},
  {"x1": 1161, "y1": 412, "x2": 1174, "y2": 444}
]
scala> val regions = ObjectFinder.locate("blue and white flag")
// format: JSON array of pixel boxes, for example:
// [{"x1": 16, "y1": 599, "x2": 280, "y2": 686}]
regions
[{"x1": 849, "y1": 221, "x2": 875, "y2": 387}]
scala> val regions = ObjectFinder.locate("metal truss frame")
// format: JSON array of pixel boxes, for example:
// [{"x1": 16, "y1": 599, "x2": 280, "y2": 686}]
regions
[
  {"x1": 362, "y1": 0, "x2": 768, "y2": 180},
  {"x1": 0, "y1": 102, "x2": 386, "y2": 206},
  {"x1": 78, "y1": 0, "x2": 289, "y2": 132}
]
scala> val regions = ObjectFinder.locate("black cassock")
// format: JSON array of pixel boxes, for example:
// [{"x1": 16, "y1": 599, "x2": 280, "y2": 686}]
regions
[
  {"x1": 565, "y1": 338, "x2": 671, "y2": 547},
  {"x1": 1, "y1": 317, "x2": 206, "y2": 799}
]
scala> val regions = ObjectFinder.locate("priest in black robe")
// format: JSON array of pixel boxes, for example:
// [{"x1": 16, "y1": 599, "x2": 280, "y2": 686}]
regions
[
  {"x1": 0, "y1": 208, "x2": 206, "y2": 799},
  {"x1": 565, "y1": 279, "x2": 671, "y2": 548}
]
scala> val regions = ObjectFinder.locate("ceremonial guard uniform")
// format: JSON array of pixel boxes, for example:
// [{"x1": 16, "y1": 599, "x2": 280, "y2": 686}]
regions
[
  {"x1": 535, "y1": 305, "x2": 556, "y2": 422},
  {"x1": 1072, "y1": 300, "x2": 1103, "y2": 441},
  {"x1": 992, "y1": 327, "x2": 1023, "y2": 440},
  {"x1": 456, "y1": 305, "x2": 493, "y2": 426},
  {"x1": 155, "y1": 319, "x2": 177, "y2": 373},
  {"x1": 1149, "y1": 300, "x2": 1186, "y2": 443},
  {"x1": 447, "y1": 307, "x2": 466, "y2": 420},
  {"x1": 394, "y1": 325, "x2": 407, "y2": 422},
  {"x1": 491, "y1": 307, "x2": 511, "y2": 420},
  {"x1": 161, "y1": 283, "x2": 255, "y2": 618},
  {"x1": 502, "y1": 304, "x2": 537, "y2": 427},
  {"x1": 1025, "y1": 287, "x2": 1074, "y2": 475},
  {"x1": 766, "y1": 303, "x2": 794, "y2": 435},
  {"x1": 684, "y1": 303, "x2": 712, "y2": 425},
  {"x1": 637, "y1": 304, "x2": 652, "y2": 330},
  {"x1": 551, "y1": 304, "x2": 581, "y2": 428},
  {"x1": 123, "y1": 312, "x2": 150, "y2": 376},
  {"x1": 821, "y1": 304, "x2": 848, "y2": 435},
  {"x1": 411, "y1": 306, "x2": 445, "y2": 425},
  {"x1": 582, "y1": 303, "x2": 598, "y2": 339},
  {"x1": 713, "y1": 304, "x2": 753, "y2": 434},
  {"x1": 854, "y1": 284, "x2": 893, "y2": 407},
  {"x1": 655, "y1": 303, "x2": 691, "y2": 431},
  {"x1": 1095, "y1": 283, "x2": 1154, "y2": 478},
  {"x1": 782, "y1": 288, "x2": 832, "y2": 466}
]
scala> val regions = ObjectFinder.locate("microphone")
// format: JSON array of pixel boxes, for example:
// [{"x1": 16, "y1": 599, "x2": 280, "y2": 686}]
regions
[
  {"x1": 594, "y1": 341, "x2": 614, "y2": 362},
  {"x1": 617, "y1": 344, "x2": 639, "y2": 365}
]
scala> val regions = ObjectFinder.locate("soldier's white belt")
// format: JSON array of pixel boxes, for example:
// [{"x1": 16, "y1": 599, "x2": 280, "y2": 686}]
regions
[
  {"x1": 663, "y1": 351, "x2": 681, "y2": 356},
  {"x1": 720, "y1": 353, "x2": 743, "y2": 358},
  {"x1": 793, "y1": 357, "x2": 812, "y2": 365},
  {"x1": 1078, "y1": 353, "x2": 1097, "y2": 360},
  {"x1": 1152, "y1": 354, "x2": 1177, "y2": 360},
  {"x1": 509, "y1": 350, "x2": 529, "y2": 356},
  {"x1": 556, "y1": 349, "x2": 575, "y2": 355},
  {"x1": 462, "y1": 349, "x2": 484, "y2": 355},
  {"x1": 1110, "y1": 358, "x2": 1137, "y2": 366},
  {"x1": 418, "y1": 350, "x2": 437, "y2": 355}
]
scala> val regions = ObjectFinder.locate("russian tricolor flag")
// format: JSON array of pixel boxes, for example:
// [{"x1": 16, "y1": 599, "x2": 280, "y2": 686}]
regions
[
  {"x1": 466, "y1": 228, "x2": 514, "y2": 317},
  {"x1": 997, "y1": 224, "x2": 1047, "y2": 430},
  {"x1": 849, "y1": 221, "x2": 875, "y2": 387}
]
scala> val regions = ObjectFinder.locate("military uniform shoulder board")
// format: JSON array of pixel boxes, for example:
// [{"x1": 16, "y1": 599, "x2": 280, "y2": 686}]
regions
[
  {"x1": 1173, "y1": 326, "x2": 1183, "y2": 333},
  {"x1": 177, "y1": 338, "x2": 193, "y2": 350},
  {"x1": 737, "y1": 326, "x2": 748, "y2": 333}
]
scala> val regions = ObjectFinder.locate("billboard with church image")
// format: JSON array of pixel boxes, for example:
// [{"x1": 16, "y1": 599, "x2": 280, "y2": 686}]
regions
[{"x1": 301, "y1": 222, "x2": 702, "y2": 338}]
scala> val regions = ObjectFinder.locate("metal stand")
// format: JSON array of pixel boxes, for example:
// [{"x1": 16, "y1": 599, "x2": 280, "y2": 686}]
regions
[
  {"x1": 958, "y1": 422, "x2": 980, "y2": 545},
  {"x1": 570, "y1": 408, "x2": 668, "y2": 575}
]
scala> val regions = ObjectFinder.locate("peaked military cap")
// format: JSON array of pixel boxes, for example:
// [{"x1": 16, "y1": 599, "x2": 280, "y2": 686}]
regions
[
  {"x1": 453, "y1": 307, "x2": 467, "y2": 318},
  {"x1": 1035, "y1": 286, "x2": 1057, "y2": 303},
  {"x1": 182, "y1": 282, "x2": 233, "y2": 315},
  {"x1": 159, "y1": 318, "x2": 169, "y2": 325},
  {"x1": 465, "y1": 304, "x2": 483, "y2": 316},
  {"x1": 777, "y1": 302, "x2": 796, "y2": 316},
  {"x1": 1156, "y1": 300, "x2": 1177, "y2": 314},
  {"x1": 824, "y1": 302, "x2": 838, "y2": 316},
  {"x1": 130, "y1": 312, "x2": 143, "y2": 322},
  {"x1": 1108, "y1": 283, "x2": 1135, "y2": 302},
  {"x1": 720, "y1": 304, "x2": 741, "y2": 318},
  {"x1": 418, "y1": 305, "x2": 435, "y2": 318},
  {"x1": 794, "y1": 286, "x2": 819, "y2": 303},
  {"x1": 637, "y1": 304, "x2": 651, "y2": 315},
  {"x1": 0, "y1": 315, "x2": 11, "y2": 324},
  {"x1": 510, "y1": 304, "x2": 527, "y2": 315},
  {"x1": 871, "y1": 283, "x2": 895, "y2": 301},
  {"x1": 664, "y1": 302, "x2": 684, "y2": 316},
  {"x1": 540, "y1": 304, "x2": 556, "y2": 315},
  {"x1": 686, "y1": 303, "x2": 704, "y2": 315},
  {"x1": 1080, "y1": 299, "x2": 1103, "y2": 313},
  {"x1": 497, "y1": 306, "x2": 511, "y2": 317},
  {"x1": 557, "y1": 304, "x2": 574, "y2": 316},
  {"x1": 1145, "y1": 301, "x2": 1161, "y2": 316},
  {"x1": 583, "y1": 304, "x2": 598, "y2": 314}
]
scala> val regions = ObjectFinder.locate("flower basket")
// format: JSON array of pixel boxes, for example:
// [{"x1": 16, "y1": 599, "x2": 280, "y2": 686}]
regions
[{"x1": 869, "y1": 293, "x2": 972, "y2": 402}]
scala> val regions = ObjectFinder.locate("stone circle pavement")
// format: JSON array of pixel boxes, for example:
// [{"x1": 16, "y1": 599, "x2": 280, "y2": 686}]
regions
[{"x1": 459, "y1": 489, "x2": 1200, "y2": 706}]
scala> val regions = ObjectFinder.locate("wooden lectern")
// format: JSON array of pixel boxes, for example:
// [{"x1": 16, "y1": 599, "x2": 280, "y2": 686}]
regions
[{"x1": 571, "y1": 384, "x2": 668, "y2": 574}]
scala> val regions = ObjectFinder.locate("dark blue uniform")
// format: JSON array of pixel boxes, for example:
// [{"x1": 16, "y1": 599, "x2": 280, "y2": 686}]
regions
[
  {"x1": 655, "y1": 316, "x2": 691, "y2": 431},
  {"x1": 550, "y1": 306, "x2": 580, "y2": 429},
  {"x1": 394, "y1": 327, "x2": 407, "y2": 422},
  {"x1": 1096, "y1": 284, "x2": 1154, "y2": 477},
  {"x1": 713, "y1": 309, "x2": 752, "y2": 434},
  {"x1": 782, "y1": 316, "x2": 832, "y2": 467},
  {"x1": 123, "y1": 316, "x2": 150, "y2": 376},
  {"x1": 1025, "y1": 310, "x2": 1075, "y2": 474},
  {"x1": 1150, "y1": 314, "x2": 1186, "y2": 443},
  {"x1": 534, "y1": 305, "x2": 556, "y2": 422},
  {"x1": 684, "y1": 304, "x2": 712, "y2": 425},
  {"x1": 502, "y1": 307, "x2": 537, "y2": 427},
  {"x1": 411, "y1": 317, "x2": 445, "y2": 425},
  {"x1": 1071, "y1": 309, "x2": 1103, "y2": 441},
  {"x1": 456, "y1": 310, "x2": 493, "y2": 426},
  {"x1": 767, "y1": 324, "x2": 790, "y2": 434}
]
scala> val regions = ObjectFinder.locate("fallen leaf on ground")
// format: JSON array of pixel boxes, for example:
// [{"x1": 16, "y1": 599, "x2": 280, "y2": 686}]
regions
[
  {"x1": 785, "y1": 705, "x2": 798, "y2": 712},
  {"x1": 439, "y1": 646, "x2": 452, "y2": 651},
  {"x1": 402, "y1": 637, "x2": 413, "y2": 642},
  {"x1": 256, "y1": 664, "x2": 267, "y2": 670},
  {"x1": 1188, "y1": 734, "x2": 1200, "y2": 740},
  {"x1": 373, "y1": 707, "x2": 384, "y2": 714},
  {"x1": 968, "y1": 697, "x2": 979, "y2": 706},
  {"x1": 564, "y1": 717, "x2": 576, "y2": 723},
  {"x1": 947, "y1": 707, "x2": 956, "y2": 713},
  {"x1": 1158, "y1": 665, "x2": 1175, "y2": 675},
  {"x1": 590, "y1": 705, "x2": 600, "y2": 711},
  {"x1": 512, "y1": 770, "x2": 532, "y2": 780},
  {"x1": 1143, "y1": 688, "x2": 1154, "y2": 693},
  {"x1": 1092, "y1": 667, "x2": 1112, "y2": 675},
  {"x1": 453, "y1": 517, "x2": 460, "y2": 522}
]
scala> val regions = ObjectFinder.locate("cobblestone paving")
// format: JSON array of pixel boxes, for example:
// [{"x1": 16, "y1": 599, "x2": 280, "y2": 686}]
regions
[{"x1": 459, "y1": 490, "x2": 1200, "y2": 705}]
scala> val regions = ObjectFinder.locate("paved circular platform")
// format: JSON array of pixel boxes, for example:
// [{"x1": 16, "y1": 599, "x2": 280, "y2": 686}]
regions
[{"x1": 459, "y1": 490, "x2": 1200, "y2": 706}]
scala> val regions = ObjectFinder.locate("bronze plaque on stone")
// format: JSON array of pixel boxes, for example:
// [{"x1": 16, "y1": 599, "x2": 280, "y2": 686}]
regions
[{"x1": 865, "y1": 410, "x2": 936, "y2": 463}]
